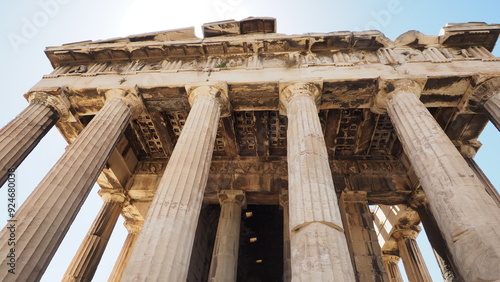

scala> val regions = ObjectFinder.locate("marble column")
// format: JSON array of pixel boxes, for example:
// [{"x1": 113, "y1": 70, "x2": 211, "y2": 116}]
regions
[
  {"x1": 122, "y1": 82, "x2": 229, "y2": 281},
  {"x1": 208, "y1": 190, "x2": 245, "y2": 282},
  {"x1": 62, "y1": 191, "x2": 125, "y2": 282},
  {"x1": 0, "y1": 90, "x2": 70, "y2": 187},
  {"x1": 374, "y1": 79, "x2": 500, "y2": 281},
  {"x1": 339, "y1": 191, "x2": 389, "y2": 282},
  {"x1": 108, "y1": 220, "x2": 143, "y2": 282},
  {"x1": 382, "y1": 255, "x2": 404, "y2": 282},
  {"x1": 484, "y1": 93, "x2": 500, "y2": 130},
  {"x1": 461, "y1": 152, "x2": 500, "y2": 208},
  {"x1": 0, "y1": 88, "x2": 141, "y2": 281},
  {"x1": 392, "y1": 226, "x2": 432, "y2": 282},
  {"x1": 472, "y1": 77, "x2": 500, "y2": 131},
  {"x1": 279, "y1": 81, "x2": 355, "y2": 281},
  {"x1": 279, "y1": 189, "x2": 291, "y2": 282},
  {"x1": 409, "y1": 190, "x2": 462, "y2": 282}
]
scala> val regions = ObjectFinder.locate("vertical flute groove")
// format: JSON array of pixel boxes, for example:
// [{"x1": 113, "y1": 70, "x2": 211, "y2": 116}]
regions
[
  {"x1": 62, "y1": 200, "x2": 122, "y2": 282},
  {"x1": 386, "y1": 91, "x2": 500, "y2": 281},
  {"x1": 284, "y1": 91, "x2": 355, "y2": 281},
  {"x1": 0, "y1": 103, "x2": 59, "y2": 186},
  {"x1": 108, "y1": 229, "x2": 140, "y2": 282},
  {"x1": 484, "y1": 92, "x2": 500, "y2": 131},
  {"x1": 123, "y1": 96, "x2": 221, "y2": 281},
  {"x1": 208, "y1": 193, "x2": 244, "y2": 282},
  {"x1": 393, "y1": 229, "x2": 432, "y2": 282},
  {"x1": 0, "y1": 98, "x2": 131, "y2": 281}
]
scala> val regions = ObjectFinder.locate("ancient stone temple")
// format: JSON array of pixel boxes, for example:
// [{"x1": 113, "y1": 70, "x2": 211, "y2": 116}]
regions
[{"x1": 0, "y1": 17, "x2": 500, "y2": 281}]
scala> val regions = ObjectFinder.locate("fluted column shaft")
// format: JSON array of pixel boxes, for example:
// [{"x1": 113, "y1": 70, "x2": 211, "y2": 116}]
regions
[
  {"x1": 279, "y1": 190, "x2": 291, "y2": 282},
  {"x1": 62, "y1": 194, "x2": 124, "y2": 282},
  {"x1": 411, "y1": 193, "x2": 461, "y2": 282},
  {"x1": 471, "y1": 78, "x2": 500, "y2": 131},
  {"x1": 384, "y1": 83, "x2": 500, "y2": 281},
  {"x1": 122, "y1": 83, "x2": 228, "y2": 281},
  {"x1": 484, "y1": 91, "x2": 500, "y2": 130},
  {"x1": 0, "y1": 102, "x2": 59, "y2": 186},
  {"x1": 382, "y1": 255, "x2": 404, "y2": 282},
  {"x1": 0, "y1": 97, "x2": 132, "y2": 281},
  {"x1": 339, "y1": 191, "x2": 389, "y2": 282},
  {"x1": 280, "y1": 82, "x2": 355, "y2": 281},
  {"x1": 393, "y1": 228, "x2": 432, "y2": 282},
  {"x1": 464, "y1": 156, "x2": 500, "y2": 207},
  {"x1": 108, "y1": 221, "x2": 142, "y2": 282},
  {"x1": 208, "y1": 190, "x2": 245, "y2": 282}
]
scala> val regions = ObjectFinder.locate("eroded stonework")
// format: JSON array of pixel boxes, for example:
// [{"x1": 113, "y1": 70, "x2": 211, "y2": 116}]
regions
[{"x1": 1, "y1": 18, "x2": 500, "y2": 281}]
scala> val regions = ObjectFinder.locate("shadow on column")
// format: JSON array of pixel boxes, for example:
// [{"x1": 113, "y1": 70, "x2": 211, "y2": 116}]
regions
[{"x1": 187, "y1": 204, "x2": 221, "y2": 282}]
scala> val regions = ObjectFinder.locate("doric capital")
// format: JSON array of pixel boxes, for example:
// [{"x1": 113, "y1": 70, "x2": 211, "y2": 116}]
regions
[
  {"x1": 124, "y1": 220, "x2": 143, "y2": 234},
  {"x1": 98, "y1": 189, "x2": 127, "y2": 203},
  {"x1": 458, "y1": 142, "x2": 481, "y2": 158},
  {"x1": 407, "y1": 189, "x2": 428, "y2": 209},
  {"x1": 470, "y1": 76, "x2": 500, "y2": 109},
  {"x1": 97, "y1": 86, "x2": 144, "y2": 116},
  {"x1": 25, "y1": 87, "x2": 72, "y2": 122},
  {"x1": 218, "y1": 190, "x2": 246, "y2": 207},
  {"x1": 279, "y1": 189, "x2": 289, "y2": 209},
  {"x1": 278, "y1": 79, "x2": 323, "y2": 115},
  {"x1": 185, "y1": 82, "x2": 230, "y2": 117},
  {"x1": 372, "y1": 77, "x2": 427, "y2": 114},
  {"x1": 382, "y1": 254, "x2": 401, "y2": 264},
  {"x1": 392, "y1": 225, "x2": 421, "y2": 241}
]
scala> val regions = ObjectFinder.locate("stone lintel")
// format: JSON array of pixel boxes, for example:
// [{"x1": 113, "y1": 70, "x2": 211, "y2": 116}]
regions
[
  {"x1": 185, "y1": 81, "x2": 230, "y2": 117},
  {"x1": 218, "y1": 190, "x2": 246, "y2": 208},
  {"x1": 340, "y1": 190, "x2": 368, "y2": 203},
  {"x1": 278, "y1": 79, "x2": 323, "y2": 115},
  {"x1": 25, "y1": 86, "x2": 73, "y2": 122},
  {"x1": 372, "y1": 77, "x2": 427, "y2": 114},
  {"x1": 97, "y1": 86, "x2": 144, "y2": 116}
]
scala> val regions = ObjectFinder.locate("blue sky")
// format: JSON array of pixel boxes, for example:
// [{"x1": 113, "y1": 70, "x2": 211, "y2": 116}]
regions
[{"x1": 0, "y1": 0, "x2": 498, "y2": 281}]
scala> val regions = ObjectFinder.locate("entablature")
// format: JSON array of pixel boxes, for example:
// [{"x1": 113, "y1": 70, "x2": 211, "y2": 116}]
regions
[
  {"x1": 31, "y1": 20, "x2": 500, "y2": 223},
  {"x1": 43, "y1": 21, "x2": 500, "y2": 69}
]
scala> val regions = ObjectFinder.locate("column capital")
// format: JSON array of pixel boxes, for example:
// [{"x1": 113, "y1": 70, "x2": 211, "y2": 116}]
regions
[
  {"x1": 392, "y1": 225, "x2": 421, "y2": 241},
  {"x1": 218, "y1": 190, "x2": 246, "y2": 207},
  {"x1": 25, "y1": 87, "x2": 72, "y2": 122},
  {"x1": 470, "y1": 76, "x2": 500, "y2": 108},
  {"x1": 372, "y1": 77, "x2": 427, "y2": 114},
  {"x1": 407, "y1": 189, "x2": 428, "y2": 209},
  {"x1": 124, "y1": 220, "x2": 143, "y2": 234},
  {"x1": 458, "y1": 142, "x2": 481, "y2": 158},
  {"x1": 185, "y1": 81, "x2": 230, "y2": 117},
  {"x1": 278, "y1": 79, "x2": 323, "y2": 115},
  {"x1": 98, "y1": 189, "x2": 127, "y2": 203},
  {"x1": 97, "y1": 86, "x2": 144, "y2": 116},
  {"x1": 383, "y1": 254, "x2": 401, "y2": 264}
]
